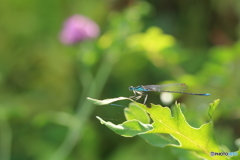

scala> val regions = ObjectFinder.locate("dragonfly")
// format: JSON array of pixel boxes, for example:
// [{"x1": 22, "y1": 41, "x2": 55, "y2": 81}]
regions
[{"x1": 129, "y1": 83, "x2": 210, "y2": 104}]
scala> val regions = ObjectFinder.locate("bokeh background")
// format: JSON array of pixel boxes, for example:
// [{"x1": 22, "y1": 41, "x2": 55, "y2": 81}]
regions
[{"x1": 0, "y1": 0, "x2": 240, "y2": 160}]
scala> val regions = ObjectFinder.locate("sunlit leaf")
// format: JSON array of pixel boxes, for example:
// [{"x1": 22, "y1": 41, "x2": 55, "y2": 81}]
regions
[
  {"x1": 96, "y1": 116, "x2": 153, "y2": 137},
  {"x1": 137, "y1": 101, "x2": 225, "y2": 160},
  {"x1": 124, "y1": 103, "x2": 150, "y2": 124},
  {"x1": 139, "y1": 133, "x2": 179, "y2": 148},
  {"x1": 87, "y1": 97, "x2": 133, "y2": 105},
  {"x1": 95, "y1": 100, "x2": 226, "y2": 160}
]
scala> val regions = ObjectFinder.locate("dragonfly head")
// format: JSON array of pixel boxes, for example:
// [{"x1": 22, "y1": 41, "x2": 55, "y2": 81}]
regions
[{"x1": 129, "y1": 86, "x2": 134, "y2": 91}]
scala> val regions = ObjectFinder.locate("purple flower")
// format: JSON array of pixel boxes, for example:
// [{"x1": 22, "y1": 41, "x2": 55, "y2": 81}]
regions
[{"x1": 60, "y1": 14, "x2": 100, "y2": 44}]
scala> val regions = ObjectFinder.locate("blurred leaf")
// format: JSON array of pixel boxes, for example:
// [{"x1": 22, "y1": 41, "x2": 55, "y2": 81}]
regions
[
  {"x1": 209, "y1": 46, "x2": 235, "y2": 64},
  {"x1": 229, "y1": 150, "x2": 240, "y2": 159},
  {"x1": 96, "y1": 116, "x2": 153, "y2": 137},
  {"x1": 127, "y1": 26, "x2": 175, "y2": 53},
  {"x1": 98, "y1": 32, "x2": 113, "y2": 49},
  {"x1": 171, "y1": 147, "x2": 203, "y2": 160}
]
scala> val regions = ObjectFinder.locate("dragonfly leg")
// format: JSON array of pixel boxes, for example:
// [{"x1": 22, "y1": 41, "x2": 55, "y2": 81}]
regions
[
  {"x1": 133, "y1": 90, "x2": 137, "y2": 96},
  {"x1": 136, "y1": 95, "x2": 142, "y2": 100},
  {"x1": 143, "y1": 94, "x2": 148, "y2": 104},
  {"x1": 130, "y1": 95, "x2": 142, "y2": 101}
]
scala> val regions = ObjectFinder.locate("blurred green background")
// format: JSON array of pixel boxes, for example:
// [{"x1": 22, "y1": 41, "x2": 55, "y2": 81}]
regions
[{"x1": 0, "y1": 0, "x2": 240, "y2": 160}]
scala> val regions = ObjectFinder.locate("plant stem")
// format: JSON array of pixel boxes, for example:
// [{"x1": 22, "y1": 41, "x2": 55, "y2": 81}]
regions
[{"x1": 49, "y1": 52, "x2": 114, "y2": 160}]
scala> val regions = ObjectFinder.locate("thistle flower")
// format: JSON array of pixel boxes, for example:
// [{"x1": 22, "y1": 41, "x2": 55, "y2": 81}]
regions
[{"x1": 60, "y1": 14, "x2": 100, "y2": 44}]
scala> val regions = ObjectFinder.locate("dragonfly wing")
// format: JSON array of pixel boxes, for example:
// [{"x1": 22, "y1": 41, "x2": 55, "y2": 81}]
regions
[{"x1": 144, "y1": 83, "x2": 188, "y2": 92}]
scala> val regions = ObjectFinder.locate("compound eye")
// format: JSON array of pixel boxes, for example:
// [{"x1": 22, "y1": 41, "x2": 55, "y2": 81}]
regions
[{"x1": 129, "y1": 86, "x2": 133, "y2": 90}]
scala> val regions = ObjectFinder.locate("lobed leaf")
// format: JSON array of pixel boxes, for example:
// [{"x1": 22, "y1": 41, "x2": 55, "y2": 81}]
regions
[
  {"x1": 93, "y1": 98, "x2": 227, "y2": 160},
  {"x1": 136, "y1": 101, "x2": 225, "y2": 160}
]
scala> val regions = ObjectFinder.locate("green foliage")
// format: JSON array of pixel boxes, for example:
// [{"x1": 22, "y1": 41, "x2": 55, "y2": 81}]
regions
[
  {"x1": 89, "y1": 97, "x2": 239, "y2": 160},
  {"x1": 208, "y1": 99, "x2": 220, "y2": 119},
  {"x1": 1, "y1": 0, "x2": 240, "y2": 159},
  {"x1": 97, "y1": 116, "x2": 153, "y2": 137},
  {"x1": 230, "y1": 150, "x2": 240, "y2": 160},
  {"x1": 124, "y1": 103, "x2": 150, "y2": 124},
  {"x1": 127, "y1": 26, "x2": 175, "y2": 53}
]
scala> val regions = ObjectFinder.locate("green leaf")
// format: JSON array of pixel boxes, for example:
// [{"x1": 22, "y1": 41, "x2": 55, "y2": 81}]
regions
[
  {"x1": 139, "y1": 133, "x2": 179, "y2": 148},
  {"x1": 96, "y1": 116, "x2": 153, "y2": 137},
  {"x1": 124, "y1": 103, "x2": 150, "y2": 124},
  {"x1": 87, "y1": 97, "x2": 133, "y2": 105},
  {"x1": 171, "y1": 147, "x2": 203, "y2": 160},
  {"x1": 123, "y1": 103, "x2": 179, "y2": 147},
  {"x1": 96, "y1": 99, "x2": 226, "y2": 160},
  {"x1": 136, "y1": 101, "x2": 225, "y2": 160},
  {"x1": 208, "y1": 99, "x2": 220, "y2": 119}
]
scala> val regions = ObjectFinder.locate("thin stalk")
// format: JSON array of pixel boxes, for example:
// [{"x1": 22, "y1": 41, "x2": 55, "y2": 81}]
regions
[{"x1": 49, "y1": 52, "x2": 115, "y2": 160}]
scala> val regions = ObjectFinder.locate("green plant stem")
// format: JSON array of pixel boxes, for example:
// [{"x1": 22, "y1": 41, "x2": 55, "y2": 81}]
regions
[
  {"x1": 0, "y1": 118, "x2": 12, "y2": 160},
  {"x1": 49, "y1": 53, "x2": 115, "y2": 160}
]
